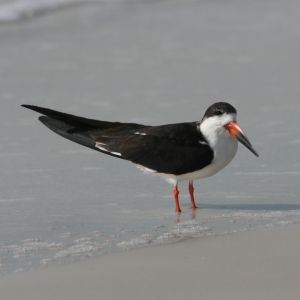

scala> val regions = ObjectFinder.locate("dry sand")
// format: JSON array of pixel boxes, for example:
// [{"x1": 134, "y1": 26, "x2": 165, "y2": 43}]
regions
[{"x1": 0, "y1": 224, "x2": 299, "y2": 300}]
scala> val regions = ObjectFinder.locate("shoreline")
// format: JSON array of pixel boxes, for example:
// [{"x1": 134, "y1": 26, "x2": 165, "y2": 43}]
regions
[
  {"x1": 1, "y1": 224, "x2": 300, "y2": 299},
  {"x1": 0, "y1": 0, "x2": 300, "y2": 298}
]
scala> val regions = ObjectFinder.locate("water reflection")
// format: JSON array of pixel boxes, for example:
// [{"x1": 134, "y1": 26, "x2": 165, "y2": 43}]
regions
[{"x1": 175, "y1": 207, "x2": 198, "y2": 223}]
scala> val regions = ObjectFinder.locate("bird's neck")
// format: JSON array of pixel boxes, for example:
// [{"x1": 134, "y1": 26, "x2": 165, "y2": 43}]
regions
[
  {"x1": 199, "y1": 118, "x2": 224, "y2": 148},
  {"x1": 199, "y1": 119, "x2": 238, "y2": 166}
]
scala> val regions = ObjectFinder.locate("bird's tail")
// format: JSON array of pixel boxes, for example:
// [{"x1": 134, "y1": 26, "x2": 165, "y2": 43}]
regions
[
  {"x1": 21, "y1": 105, "x2": 120, "y2": 129},
  {"x1": 21, "y1": 105, "x2": 119, "y2": 152},
  {"x1": 38, "y1": 116, "x2": 98, "y2": 150}
]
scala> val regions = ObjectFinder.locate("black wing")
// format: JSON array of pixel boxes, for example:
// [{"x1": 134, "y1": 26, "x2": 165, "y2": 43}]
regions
[
  {"x1": 22, "y1": 105, "x2": 213, "y2": 175},
  {"x1": 92, "y1": 123, "x2": 213, "y2": 175}
]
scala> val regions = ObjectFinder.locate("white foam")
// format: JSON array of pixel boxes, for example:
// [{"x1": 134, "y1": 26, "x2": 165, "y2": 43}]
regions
[
  {"x1": 2, "y1": 239, "x2": 63, "y2": 259},
  {"x1": 117, "y1": 234, "x2": 152, "y2": 249},
  {"x1": 54, "y1": 238, "x2": 101, "y2": 259},
  {"x1": 117, "y1": 222, "x2": 210, "y2": 250},
  {"x1": 0, "y1": 0, "x2": 84, "y2": 23}
]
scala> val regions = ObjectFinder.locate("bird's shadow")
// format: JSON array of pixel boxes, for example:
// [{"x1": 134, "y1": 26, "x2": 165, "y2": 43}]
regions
[
  {"x1": 175, "y1": 203, "x2": 300, "y2": 223},
  {"x1": 198, "y1": 203, "x2": 300, "y2": 211}
]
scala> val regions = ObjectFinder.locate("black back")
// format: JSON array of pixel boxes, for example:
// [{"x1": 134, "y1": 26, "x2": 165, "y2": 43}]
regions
[{"x1": 92, "y1": 123, "x2": 213, "y2": 175}]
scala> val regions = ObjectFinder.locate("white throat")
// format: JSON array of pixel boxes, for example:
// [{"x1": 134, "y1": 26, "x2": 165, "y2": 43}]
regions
[{"x1": 199, "y1": 113, "x2": 238, "y2": 175}]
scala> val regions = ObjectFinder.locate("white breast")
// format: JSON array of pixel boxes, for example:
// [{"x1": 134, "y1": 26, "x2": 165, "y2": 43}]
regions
[
  {"x1": 152, "y1": 114, "x2": 238, "y2": 184},
  {"x1": 201, "y1": 131, "x2": 238, "y2": 177},
  {"x1": 157, "y1": 136, "x2": 237, "y2": 184}
]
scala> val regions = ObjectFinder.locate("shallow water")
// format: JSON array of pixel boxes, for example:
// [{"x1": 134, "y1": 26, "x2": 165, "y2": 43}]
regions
[{"x1": 0, "y1": 0, "x2": 300, "y2": 274}]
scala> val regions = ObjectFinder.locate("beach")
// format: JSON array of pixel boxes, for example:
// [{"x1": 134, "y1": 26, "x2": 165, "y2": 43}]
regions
[
  {"x1": 1, "y1": 224, "x2": 300, "y2": 299},
  {"x1": 0, "y1": 0, "x2": 300, "y2": 296}
]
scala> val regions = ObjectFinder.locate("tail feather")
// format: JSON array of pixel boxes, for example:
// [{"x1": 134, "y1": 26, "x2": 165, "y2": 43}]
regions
[
  {"x1": 22, "y1": 104, "x2": 123, "y2": 130},
  {"x1": 22, "y1": 105, "x2": 142, "y2": 159},
  {"x1": 39, "y1": 116, "x2": 97, "y2": 151}
]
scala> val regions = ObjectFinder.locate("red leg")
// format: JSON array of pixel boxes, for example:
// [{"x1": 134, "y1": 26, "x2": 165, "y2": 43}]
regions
[
  {"x1": 188, "y1": 180, "x2": 197, "y2": 209},
  {"x1": 173, "y1": 184, "x2": 181, "y2": 213}
]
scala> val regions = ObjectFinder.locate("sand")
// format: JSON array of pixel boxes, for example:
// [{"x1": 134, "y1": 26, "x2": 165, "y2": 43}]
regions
[
  {"x1": 0, "y1": 0, "x2": 300, "y2": 296},
  {"x1": 1, "y1": 0, "x2": 300, "y2": 274},
  {"x1": 0, "y1": 224, "x2": 299, "y2": 300}
]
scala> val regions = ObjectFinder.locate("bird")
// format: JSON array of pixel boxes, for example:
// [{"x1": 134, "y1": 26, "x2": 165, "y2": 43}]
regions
[{"x1": 22, "y1": 102, "x2": 258, "y2": 213}]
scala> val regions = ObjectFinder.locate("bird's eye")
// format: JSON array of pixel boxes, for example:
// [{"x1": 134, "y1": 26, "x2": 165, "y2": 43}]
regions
[{"x1": 215, "y1": 111, "x2": 223, "y2": 116}]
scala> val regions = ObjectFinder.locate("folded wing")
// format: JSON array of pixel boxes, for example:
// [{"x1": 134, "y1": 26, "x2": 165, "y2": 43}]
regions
[
  {"x1": 93, "y1": 123, "x2": 214, "y2": 175},
  {"x1": 22, "y1": 105, "x2": 213, "y2": 175}
]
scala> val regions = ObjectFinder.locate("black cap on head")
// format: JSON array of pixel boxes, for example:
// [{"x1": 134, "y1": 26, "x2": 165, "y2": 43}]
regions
[{"x1": 204, "y1": 102, "x2": 237, "y2": 118}]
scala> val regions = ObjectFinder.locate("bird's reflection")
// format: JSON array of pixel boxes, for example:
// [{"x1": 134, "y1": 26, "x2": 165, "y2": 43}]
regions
[{"x1": 175, "y1": 207, "x2": 198, "y2": 224}]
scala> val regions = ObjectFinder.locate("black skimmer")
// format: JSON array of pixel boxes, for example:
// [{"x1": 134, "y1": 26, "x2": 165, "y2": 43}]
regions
[{"x1": 22, "y1": 102, "x2": 258, "y2": 213}]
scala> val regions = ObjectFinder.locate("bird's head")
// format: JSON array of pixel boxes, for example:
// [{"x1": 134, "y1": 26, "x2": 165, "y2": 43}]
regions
[{"x1": 200, "y1": 102, "x2": 259, "y2": 157}]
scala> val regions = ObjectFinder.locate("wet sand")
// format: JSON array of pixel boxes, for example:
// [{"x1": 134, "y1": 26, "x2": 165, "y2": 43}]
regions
[{"x1": 1, "y1": 224, "x2": 300, "y2": 300}]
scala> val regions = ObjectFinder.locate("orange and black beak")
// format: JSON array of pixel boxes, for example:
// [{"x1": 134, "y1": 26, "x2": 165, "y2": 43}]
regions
[{"x1": 224, "y1": 122, "x2": 259, "y2": 157}]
